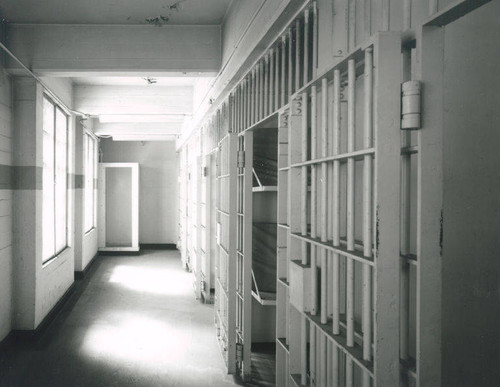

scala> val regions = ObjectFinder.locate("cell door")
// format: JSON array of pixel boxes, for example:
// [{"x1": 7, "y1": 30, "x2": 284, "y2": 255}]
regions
[{"x1": 214, "y1": 132, "x2": 238, "y2": 374}]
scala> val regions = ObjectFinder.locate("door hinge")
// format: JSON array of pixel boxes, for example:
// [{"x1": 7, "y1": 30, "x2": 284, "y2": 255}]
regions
[
  {"x1": 401, "y1": 80, "x2": 421, "y2": 130},
  {"x1": 202, "y1": 166, "x2": 208, "y2": 177},
  {"x1": 237, "y1": 150, "x2": 245, "y2": 168}
]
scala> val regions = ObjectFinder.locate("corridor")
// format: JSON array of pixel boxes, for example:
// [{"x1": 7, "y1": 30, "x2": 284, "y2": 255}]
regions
[{"x1": 0, "y1": 251, "x2": 239, "y2": 387}]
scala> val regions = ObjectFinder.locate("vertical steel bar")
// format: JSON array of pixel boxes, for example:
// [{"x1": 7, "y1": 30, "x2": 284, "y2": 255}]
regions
[
  {"x1": 295, "y1": 18, "x2": 301, "y2": 91},
  {"x1": 346, "y1": 357, "x2": 354, "y2": 387},
  {"x1": 251, "y1": 69, "x2": 256, "y2": 126},
  {"x1": 320, "y1": 335, "x2": 327, "y2": 387},
  {"x1": 275, "y1": 45, "x2": 280, "y2": 109},
  {"x1": 311, "y1": 85, "x2": 318, "y2": 315},
  {"x1": 362, "y1": 48, "x2": 373, "y2": 362},
  {"x1": 312, "y1": 1, "x2": 318, "y2": 77},
  {"x1": 288, "y1": 28, "x2": 293, "y2": 100},
  {"x1": 304, "y1": 8, "x2": 310, "y2": 84},
  {"x1": 310, "y1": 324, "x2": 316, "y2": 386},
  {"x1": 346, "y1": 59, "x2": 355, "y2": 348},
  {"x1": 260, "y1": 60, "x2": 264, "y2": 120},
  {"x1": 281, "y1": 35, "x2": 287, "y2": 107},
  {"x1": 320, "y1": 78, "x2": 328, "y2": 325},
  {"x1": 264, "y1": 54, "x2": 269, "y2": 117},
  {"x1": 270, "y1": 48, "x2": 275, "y2": 113},
  {"x1": 332, "y1": 69, "x2": 341, "y2": 335},
  {"x1": 301, "y1": 316, "x2": 307, "y2": 384},
  {"x1": 348, "y1": 0, "x2": 356, "y2": 52},
  {"x1": 429, "y1": 0, "x2": 438, "y2": 16},
  {"x1": 301, "y1": 92, "x2": 308, "y2": 266},
  {"x1": 403, "y1": 0, "x2": 412, "y2": 30}
]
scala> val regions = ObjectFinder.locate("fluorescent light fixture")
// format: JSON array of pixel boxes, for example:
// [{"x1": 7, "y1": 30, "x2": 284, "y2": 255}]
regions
[{"x1": 99, "y1": 114, "x2": 189, "y2": 123}]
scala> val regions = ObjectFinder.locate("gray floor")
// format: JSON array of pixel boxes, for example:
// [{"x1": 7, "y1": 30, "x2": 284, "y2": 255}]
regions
[{"x1": 0, "y1": 250, "x2": 241, "y2": 387}]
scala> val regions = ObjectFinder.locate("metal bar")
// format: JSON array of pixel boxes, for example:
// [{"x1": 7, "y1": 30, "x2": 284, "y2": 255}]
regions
[
  {"x1": 260, "y1": 60, "x2": 264, "y2": 119},
  {"x1": 320, "y1": 78, "x2": 328, "y2": 325},
  {"x1": 311, "y1": 85, "x2": 318, "y2": 315},
  {"x1": 332, "y1": 69, "x2": 341, "y2": 336},
  {"x1": 362, "y1": 48, "x2": 373, "y2": 363},
  {"x1": 304, "y1": 8, "x2": 310, "y2": 84},
  {"x1": 296, "y1": 18, "x2": 301, "y2": 91},
  {"x1": 346, "y1": 59, "x2": 355, "y2": 348},
  {"x1": 251, "y1": 70, "x2": 255, "y2": 126},
  {"x1": 372, "y1": 32, "x2": 403, "y2": 386},
  {"x1": 348, "y1": 0, "x2": 356, "y2": 52},
  {"x1": 429, "y1": 0, "x2": 438, "y2": 16},
  {"x1": 301, "y1": 92, "x2": 308, "y2": 266},
  {"x1": 275, "y1": 46, "x2": 280, "y2": 109},
  {"x1": 264, "y1": 54, "x2": 269, "y2": 117},
  {"x1": 310, "y1": 324, "x2": 316, "y2": 386},
  {"x1": 301, "y1": 316, "x2": 308, "y2": 384},
  {"x1": 270, "y1": 48, "x2": 275, "y2": 114},
  {"x1": 403, "y1": 0, "x2": 412, "y2": 30},
  {"x1": 320, "y1": 334, "x2": 327, "y2": 386},
  {"x1": 242, "y1": 131, "x2": 254, "y2": 381},
  {"x1": 290, "y1": 148, "x2": 375, "y2": 168},
  {"x1": 288, "y1": 28, "x2": 293, "y2": 100},
  {"x1": 312, "y1": 1, "x2": 318, "y2": 77},
  {"x1": 281, "y1": 35, "x2": 287, "y2": 106},
  {"x1": 291, "y1": 233, "x2": 374, "y2": 266}
]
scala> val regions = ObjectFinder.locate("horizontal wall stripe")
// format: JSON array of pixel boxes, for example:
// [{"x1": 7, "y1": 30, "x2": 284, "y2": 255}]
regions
[
  {"x1": 0, "y1": 165, "x2": 42, "y2": 190},
  {"x1": 75, "y1": 174, "x2": 84, "y2": 189},
  {"x1": 0, "y1": 166, "x2": 92, "y2": 191}
]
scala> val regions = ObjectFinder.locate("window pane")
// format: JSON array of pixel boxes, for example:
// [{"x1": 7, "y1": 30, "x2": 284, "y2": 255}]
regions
[
  {"x1": 93, "y1": 139, "x2": 98, "y2": 228},
  {"x1": 42, "y1": 98, "x2": 55, "y2": 261},
  {"x1": 55, "y1": 107, "x2": 67, "y2": 253},
  {"x1": 84, "y1": 135, "x2": 94, "y2": 232}
]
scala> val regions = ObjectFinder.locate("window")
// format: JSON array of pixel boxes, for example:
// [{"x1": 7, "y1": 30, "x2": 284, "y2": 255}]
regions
[
  {"x1": 43, "y1": 96, "x2": 68, "y2": 263},
  {"x1": 84, "y1": 133, "x2": 98, "y2": 232}
]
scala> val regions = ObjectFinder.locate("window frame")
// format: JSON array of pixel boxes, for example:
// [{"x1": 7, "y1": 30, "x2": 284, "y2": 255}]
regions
[
  {"x1": 42, "y1": 95, "x2": 69, "y2": 264},
  {"x1": 84, "y1": 131, "x2": 98, "y2": 233}
]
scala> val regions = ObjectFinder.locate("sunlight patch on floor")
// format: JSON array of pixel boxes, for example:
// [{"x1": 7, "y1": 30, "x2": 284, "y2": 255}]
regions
[{"x1": 108, "y1": 265, "x2": 190, "y2": 295}]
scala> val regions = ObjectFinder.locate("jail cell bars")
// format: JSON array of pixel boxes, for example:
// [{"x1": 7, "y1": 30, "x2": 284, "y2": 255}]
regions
[
  {"x1": 215, "y1": 133, "x2": 238, "y2": 374},
  {"x1": 278, "y1": 32, "x2": 402, "y2": 387},
  {"x1": 231, "y1": 1, "x2": 318, "y2": 136}
]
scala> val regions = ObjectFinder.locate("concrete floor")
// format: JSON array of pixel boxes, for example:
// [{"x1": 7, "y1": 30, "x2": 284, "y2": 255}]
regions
[{"x1": 0, "y1": 250, "x2": 242, "y2": 387}]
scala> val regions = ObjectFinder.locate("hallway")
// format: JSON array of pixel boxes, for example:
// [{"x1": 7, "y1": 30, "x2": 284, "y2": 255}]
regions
[{"x1": 0, "y1": 251, "x2": 239, "y2": 387}]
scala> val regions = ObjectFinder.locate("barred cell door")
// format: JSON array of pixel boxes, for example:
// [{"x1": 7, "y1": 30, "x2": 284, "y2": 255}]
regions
[
  {"x1": 278, "y1": 31, "x2": 404, "y2": 387},
  {"x1": 214, "y1": 132, "x2": 238, "y2": 374},
  {"x1": 235, "y1": 130, "x2": 254, "y2": 381}
]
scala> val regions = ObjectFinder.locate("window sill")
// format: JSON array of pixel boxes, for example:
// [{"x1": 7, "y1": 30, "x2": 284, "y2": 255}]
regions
[
  {"x1": 42, "y1": 246, "x2": 70, "y2": 268},
  {"x1": 84, "y1": 227, "x2": 97, "y2": 236}
]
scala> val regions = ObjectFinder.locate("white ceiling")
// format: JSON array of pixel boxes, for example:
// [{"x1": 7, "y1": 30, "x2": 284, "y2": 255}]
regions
[
  {"x1": 72, "y1": 76, "x2": 204, "y2": 87},
  {"x1": 0, "y1": 0, "x2": 232, "y2": 25}
]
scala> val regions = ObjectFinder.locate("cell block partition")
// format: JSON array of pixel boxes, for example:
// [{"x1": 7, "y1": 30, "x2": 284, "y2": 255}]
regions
[
  {"x1": 280, "y1": 32, "x2": 403, "y2": 387},
  {"x1": 215, "y1": 133, "x2": 238, "y2": 374}
]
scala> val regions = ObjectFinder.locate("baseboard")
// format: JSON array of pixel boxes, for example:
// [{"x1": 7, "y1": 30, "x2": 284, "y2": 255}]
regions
[
  {"x1": 10, "y1": 281, "x2": 76, "y2": 343},
  {"x1": 140, "y1": 243, "x2": 177, "y2": 250},
  {"x1": 99, "y1": 250, "x2": 141, "y2": 256},
  {"x1": 74, "y1": 253, "x2": 99, "y2": 280},
  {"x1": 0, "y1": 331, "x2": 14, "y2": 352}
]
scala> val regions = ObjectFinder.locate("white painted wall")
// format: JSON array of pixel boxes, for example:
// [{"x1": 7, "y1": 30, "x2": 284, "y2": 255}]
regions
[
  {"x1": 101, "y1": 140, "x2": 178, "y2": 244},
  {"x1": 442, "y1": 3, "x2": 500, "y2": 385},
  {"x1": 0, "y1": 69, "x2": 13, "y2": 342},
  {"x1": 12, "y1": 77, "x2": 75, "y2": 330}
]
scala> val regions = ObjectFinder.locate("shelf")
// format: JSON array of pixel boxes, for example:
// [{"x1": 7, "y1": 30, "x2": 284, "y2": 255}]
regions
[
  {"x1": 276, "y1": 337, "x2": 290, "y2": 353},
  {"x1": 238, "y1": 110, "x2": 279, "y2": 136},
  {"x1": 278, "y1": 277, "x2": 289, "y2": 287},
  {"x1": 253, "y1": 185, "x2": 278, "y2": 192},
  {"x1": 252, "y1": 290, "x2": 277, "y2": 306}
]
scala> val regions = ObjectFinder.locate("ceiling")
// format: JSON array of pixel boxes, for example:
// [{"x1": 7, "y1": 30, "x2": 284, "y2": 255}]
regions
[
  {"x1": 0, "y1": 0, "x2": 232, "y2": 25},
  {"x1": 72, "y1": 76, "x2": 202, "y2": 87}
]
